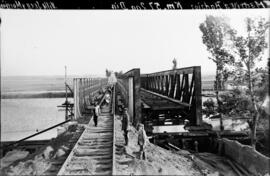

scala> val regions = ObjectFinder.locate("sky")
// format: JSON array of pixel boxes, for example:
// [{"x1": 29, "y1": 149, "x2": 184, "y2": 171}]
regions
[{"x1": 1, "y1": 9, "x2": 269, "y2": 77}]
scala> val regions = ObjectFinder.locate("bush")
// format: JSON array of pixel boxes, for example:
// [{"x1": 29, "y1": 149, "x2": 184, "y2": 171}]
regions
[
  {"x1": 219, "y1": 89, "x2": 252, "y2": 117},
  {"x1": 203, "y1": 98, "x2": 216, "y2": 117}
]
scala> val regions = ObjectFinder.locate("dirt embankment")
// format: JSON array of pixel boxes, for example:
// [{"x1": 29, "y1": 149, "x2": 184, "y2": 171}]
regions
[
  {"x1": 114, "y1": 115, "x2": 204, "y2": 175},
  {"x1": 114, "y1": 114, "x2": 258, "y2": 176}
]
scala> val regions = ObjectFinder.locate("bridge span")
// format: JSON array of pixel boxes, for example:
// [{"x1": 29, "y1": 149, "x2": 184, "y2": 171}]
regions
[
  {"x1": 56, "y1": 67, "x2": 207, "y2": 174},
  {"x1": 3, "y1": 67, "x2": 264, "y2": 176},
  {"x1": 57, "y1": 66, "x2": 258, "y2": 175},
  {"x1": 116, "y1": 66, "x2": 202, "y2": 129}
]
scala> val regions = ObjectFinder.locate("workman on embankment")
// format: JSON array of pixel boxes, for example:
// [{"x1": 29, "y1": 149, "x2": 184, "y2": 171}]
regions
[
  {"x1": 93, "y1": 102, "x2": 100, "y2": 127},
  {"x1": 138, "y1": 123, "x2": 148, "y2": 160},
  {"x1": 122, "y1": 108, "x2": 129, "y2": 146}
]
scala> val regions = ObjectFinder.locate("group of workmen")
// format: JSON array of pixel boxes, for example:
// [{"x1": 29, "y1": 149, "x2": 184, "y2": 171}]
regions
[
  {"x1": 121, "y1": 108, "x2": 148, "y2": 160},
  {"x1": 92, "y1": 87, "x2": 147, "y2": 160},
  {"x1": 92, "y1": 86, "x2": 112, "y2": 127}
]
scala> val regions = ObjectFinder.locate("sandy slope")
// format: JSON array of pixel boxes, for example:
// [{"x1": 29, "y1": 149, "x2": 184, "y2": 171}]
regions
[{"x1": 114, "y1": 115, "x2": 202, "y2": 175}]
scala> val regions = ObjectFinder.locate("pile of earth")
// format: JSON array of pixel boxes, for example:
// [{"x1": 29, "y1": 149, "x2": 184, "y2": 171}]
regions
[
  {"x1": 114, "y1": 115, "x2": 205, "y2": 175},
  {"x1": 114, "y1": 114, "x2": 255, "y2": 176}
]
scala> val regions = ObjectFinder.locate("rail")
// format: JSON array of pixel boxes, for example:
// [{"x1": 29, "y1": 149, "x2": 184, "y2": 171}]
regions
[
  {"x1": 57, "y1": 88, "x2": 114, "y2": 175},
  {"x1": 112, "y1": 84, "x2": 116, "y2": 175}
]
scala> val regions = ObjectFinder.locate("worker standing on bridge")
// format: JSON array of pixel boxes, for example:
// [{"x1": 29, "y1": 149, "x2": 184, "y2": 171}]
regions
[
  {"x1": 94, "y1": 102, "x2": 100, "y2": 127},
  {"x1": 122, "y1": 108, "x2": 129, "y2": 146},
  {"x1": 138, "y1": 123, "x2": 147, "y2": 160},
  {"x1": 105, "y1": 92, "x2": 110, "y2": 106}
]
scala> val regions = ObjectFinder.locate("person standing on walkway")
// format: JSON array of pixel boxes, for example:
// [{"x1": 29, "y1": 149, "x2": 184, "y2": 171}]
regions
[
  {"x1": 105, "y1": 92, "x2": 110, "y2": 106},
  {"x1": 138, "y1": 123, "x2": 147, "y2": 160},
  {"x1": 93, "y1": 102, "x2": 100, "y2": 127},
  {"x1": 122, "y1": 108, "x2": 129, "y2": 146}
]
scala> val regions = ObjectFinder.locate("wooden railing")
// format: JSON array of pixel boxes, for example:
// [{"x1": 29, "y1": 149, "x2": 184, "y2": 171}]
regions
[
  {"x1": 73, "y1": 77, "x2": 108, "y2": 119},
  {"x1": 141, "y1": 66, "x2": 202, "y2": 125}
]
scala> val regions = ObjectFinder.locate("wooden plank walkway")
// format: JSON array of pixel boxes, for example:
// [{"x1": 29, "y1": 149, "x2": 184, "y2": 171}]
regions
[{"x1": 57, "y1": 104, "x2": 114, "y2": 175}]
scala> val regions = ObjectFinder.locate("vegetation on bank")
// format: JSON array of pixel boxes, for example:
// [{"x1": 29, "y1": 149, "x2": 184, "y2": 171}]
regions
[{"x1": 200, "y1": 15, "x2": 269, "y2": 153}]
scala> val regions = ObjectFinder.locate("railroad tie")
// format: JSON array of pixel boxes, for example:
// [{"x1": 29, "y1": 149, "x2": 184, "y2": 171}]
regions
[{"x1": 57, "y1": 103, "x2": 114, "y2": 175}]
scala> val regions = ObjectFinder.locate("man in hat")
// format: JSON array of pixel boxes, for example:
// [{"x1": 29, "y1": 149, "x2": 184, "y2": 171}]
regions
[
  {"x1": 122, "y1": 108, "x2": 129, "y2": 145},
  {"x1": 138, "y1": 123, "x2": 148, "y2": 160},
  {"x1": 93, "y1": 101, "x2": 100, "y2": 127}
]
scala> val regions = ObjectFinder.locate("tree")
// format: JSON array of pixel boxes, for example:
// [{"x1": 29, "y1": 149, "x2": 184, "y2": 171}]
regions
[
  {"x1": 254, "y1": 59, "x2": 269, "y2": 102},
  {"x1": 172, "y1": 58, "x2": 177, "y2": 70},
  {"x1": 199, "y1": 15, "x2": 236, "y2": 114},
  {"x1": 231, "y1": 17, "x2": 269, "y2": 149}
]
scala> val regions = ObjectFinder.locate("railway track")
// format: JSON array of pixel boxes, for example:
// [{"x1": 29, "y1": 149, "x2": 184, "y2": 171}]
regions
[
  {"x1": 57, "y1": 93, "x2": 115, "y2": 175},
  {"x1": 43, "y1": 125, "x2": 85, "y2": 175}
]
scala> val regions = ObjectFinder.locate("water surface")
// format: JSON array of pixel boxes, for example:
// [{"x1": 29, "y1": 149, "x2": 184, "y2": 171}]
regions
[{"x1": 1, "y1": 98, "x2": 66, "y2": 141}]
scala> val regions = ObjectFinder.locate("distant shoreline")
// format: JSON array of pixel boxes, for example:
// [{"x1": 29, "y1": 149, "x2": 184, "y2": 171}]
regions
[
  {"x1": 1, "y1": 74, "x2": 215, "y2": 99},
  {"x1": 1, "y1": 91, "x2": 73, "y2": 99},
  {"x1": 2, "y1": 90, "x2": 217, "y2": 99}
]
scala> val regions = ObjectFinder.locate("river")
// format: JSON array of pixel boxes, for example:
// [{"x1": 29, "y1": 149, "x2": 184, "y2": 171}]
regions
[{"x1": 1, "y1": 98, "x2": 66, "y2": 141}]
